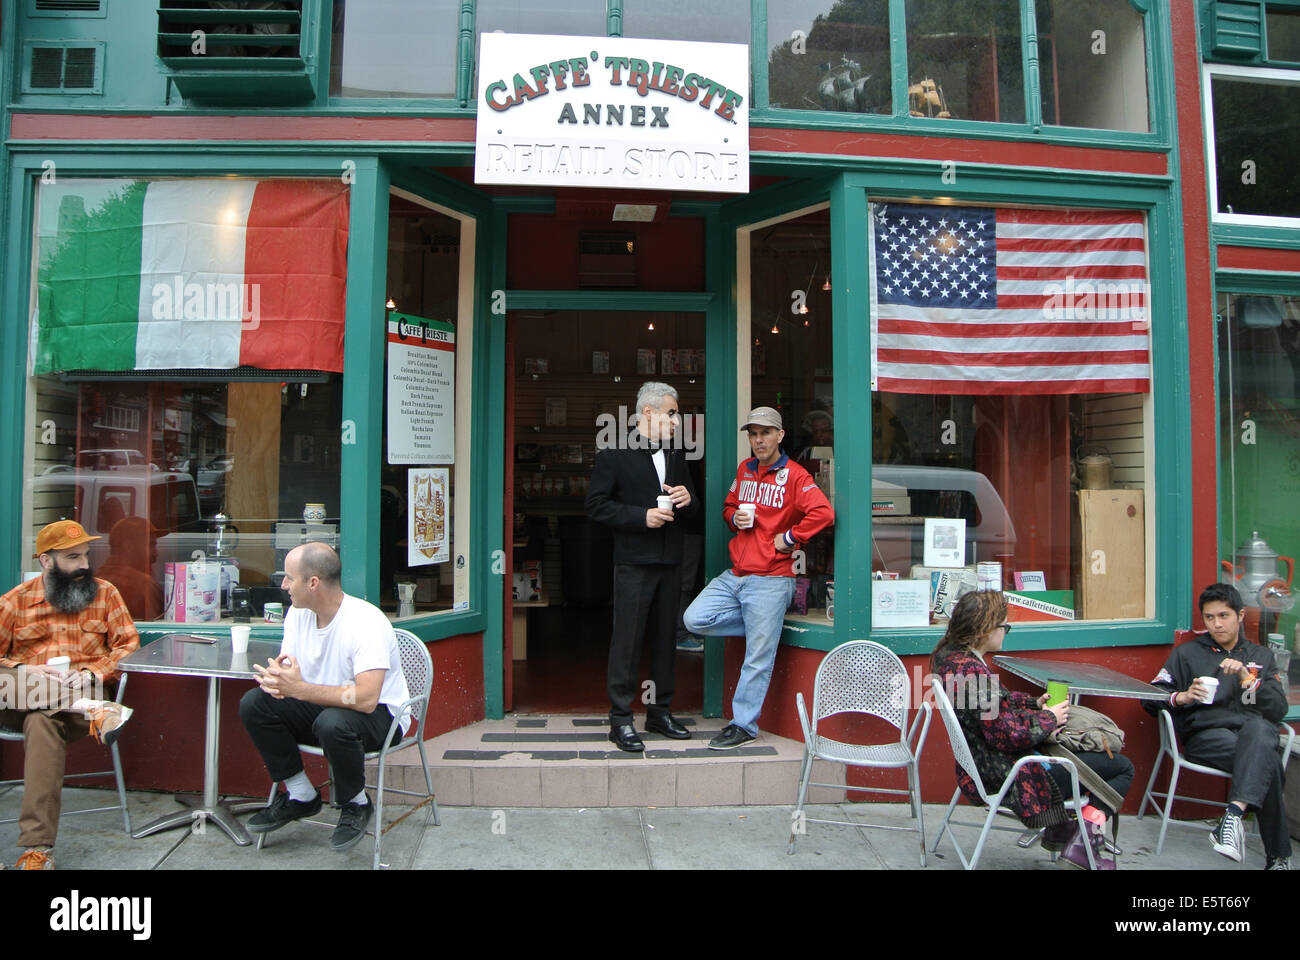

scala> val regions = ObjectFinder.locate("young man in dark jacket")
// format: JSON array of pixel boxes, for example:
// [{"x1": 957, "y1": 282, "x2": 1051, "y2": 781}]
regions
[
  {"x1": 586, "y1": 382, "x2": 696, "y2": 752},
  {"x1": 684, "y1": 406, "x2": 834, "y2": 750},
  {"x1": 1146, "y1": 582, "x2": 1291, "y2": 869}
]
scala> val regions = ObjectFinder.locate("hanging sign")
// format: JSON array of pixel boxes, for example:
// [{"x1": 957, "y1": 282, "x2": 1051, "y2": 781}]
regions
[
  {"x1": 475, "y1": 32, "x2": 749, "y2": 193},
  {"x1": 387, "y1": 312, "x2": 454, "y2": 464}
]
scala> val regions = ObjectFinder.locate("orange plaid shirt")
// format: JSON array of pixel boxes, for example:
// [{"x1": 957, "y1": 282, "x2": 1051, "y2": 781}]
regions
[{"x1": 0, "y1": 576, "x2": 139, "y2": 679}]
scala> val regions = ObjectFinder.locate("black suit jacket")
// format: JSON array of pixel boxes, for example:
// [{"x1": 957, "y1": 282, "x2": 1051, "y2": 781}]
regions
[{"x1": 585, "y1": 444, "x2": 698, "y2": 565}]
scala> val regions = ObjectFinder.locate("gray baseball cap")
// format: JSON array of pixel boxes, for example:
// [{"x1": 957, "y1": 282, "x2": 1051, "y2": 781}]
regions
[{"x1": 740, "y1": 406, "x2": 783, "y2": 430}]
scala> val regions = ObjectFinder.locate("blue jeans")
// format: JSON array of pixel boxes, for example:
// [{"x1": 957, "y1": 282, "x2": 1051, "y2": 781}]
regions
[{"x1": 684, "y1": 570, "x2": 795, "y2": 736}]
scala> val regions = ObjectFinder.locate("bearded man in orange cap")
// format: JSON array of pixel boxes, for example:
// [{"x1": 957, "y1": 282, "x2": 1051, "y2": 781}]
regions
[{"x1": 0, "y1": 520, "x2": 139, "y2": 870}]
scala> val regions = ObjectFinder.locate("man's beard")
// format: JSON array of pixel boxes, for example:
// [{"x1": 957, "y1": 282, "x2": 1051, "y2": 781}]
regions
[{"x1": 46, "y1": 564, "x2": 99, "y2": 614}]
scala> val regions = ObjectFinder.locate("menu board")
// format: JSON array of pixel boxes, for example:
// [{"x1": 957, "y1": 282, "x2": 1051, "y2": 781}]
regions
[{"x1": 387, "y1": 313, "x2": 454, "y2": 464}]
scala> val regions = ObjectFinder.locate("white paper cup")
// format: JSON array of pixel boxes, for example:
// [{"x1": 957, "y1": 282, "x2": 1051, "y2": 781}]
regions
[
  {"x1": 656, "y1": 495, "x2": 674, "y2": 512},
  {"x1": 45, "y1": 655, "x2": 71, "y2": 671},
  {"x1": 1197, "y1": 676, "x2": 1219, "y2": 704},
  {"x1": 230, "y1": 625, "x2": 251, "y2": 654},
  {"x1": 736, "y1": 503, "x2": 757, "y2": 527}
]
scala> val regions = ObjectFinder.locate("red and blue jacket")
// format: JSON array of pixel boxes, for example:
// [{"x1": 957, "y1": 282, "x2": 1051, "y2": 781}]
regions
[{"x1": 722, "y1": 452, "x2": 834, "y2": 577}]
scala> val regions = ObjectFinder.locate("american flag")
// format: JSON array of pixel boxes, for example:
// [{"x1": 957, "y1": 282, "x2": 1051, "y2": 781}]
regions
[{"x1": 868, "y1": 203, "x2": 1150, "y2": 395}]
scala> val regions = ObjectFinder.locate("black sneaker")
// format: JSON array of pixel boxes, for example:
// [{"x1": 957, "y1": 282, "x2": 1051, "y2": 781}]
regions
[
  {"x1": 708, "y1": 723, "x2": 756, "y2": 751},
  {"x1": 1266, "y1": 857, "x2": 1291, "y2": 871},
  {"x1": 331, "y1": 797, "x2": 374, "y2": 851},
  {"x1": 1210, "y1": 809, "x2": 1245, "y2": 864},
  {"x1": 248, "y1": 790, "x2": 322, "y2": 834}
]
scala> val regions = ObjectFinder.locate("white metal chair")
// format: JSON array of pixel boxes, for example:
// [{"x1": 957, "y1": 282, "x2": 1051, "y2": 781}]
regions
[
  {"x1": 255, "y1": 629, "x2": 439, "y2": 869},
  {"x1": 929, "y1": 677, "x2": 1095, "y2": 869},
  {"x1": 1136, "y1": 709, "x2": 1295, "y2": 854},
  {"x1": 0, "y1": 673, "x2": 131, "y2": 834},
  {"x1": 788, "y1": 640, "x2": 933, "y2": 865}
]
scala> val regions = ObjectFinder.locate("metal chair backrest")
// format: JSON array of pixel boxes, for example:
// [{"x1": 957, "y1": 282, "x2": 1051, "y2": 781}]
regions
[
  {"x1": 811, "y1": 640, "x2": 909, "y2": 740},
  {"x1": 930, "y1": 677, "x2": 992, "y2": 805},
  {"x1": 392, "y1": 629, "x2": 432, "y2": 739}
]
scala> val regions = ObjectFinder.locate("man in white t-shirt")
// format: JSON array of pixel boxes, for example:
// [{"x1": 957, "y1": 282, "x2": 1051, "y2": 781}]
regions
[{"x1": 239, "y1": 542, "x2": 411, "y2": 851}]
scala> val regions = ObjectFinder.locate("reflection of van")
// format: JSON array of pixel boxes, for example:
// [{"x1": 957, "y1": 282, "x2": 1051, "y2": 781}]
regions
[
  {"x1": 869, "y1": 465, "x2": 1016, "y2": 573},
  {"x1": 30, "y1": 468, "x2": 206, "y2": 568}
]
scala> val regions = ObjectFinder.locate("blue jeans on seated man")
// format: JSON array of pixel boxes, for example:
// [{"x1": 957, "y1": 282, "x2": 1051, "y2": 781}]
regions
[{"x1": 683, "y1": 570, "x2": 795, "y2": 736}]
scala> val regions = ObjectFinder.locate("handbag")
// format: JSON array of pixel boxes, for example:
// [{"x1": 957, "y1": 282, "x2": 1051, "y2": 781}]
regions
[{"x1": 1052, "y1": 703, "x2": 1126, "y2": 755}]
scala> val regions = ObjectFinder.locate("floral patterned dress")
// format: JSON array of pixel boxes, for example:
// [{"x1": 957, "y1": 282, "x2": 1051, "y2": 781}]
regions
[{"x1": 933, "y1": 650, "x2": 1068, "y2": 828}]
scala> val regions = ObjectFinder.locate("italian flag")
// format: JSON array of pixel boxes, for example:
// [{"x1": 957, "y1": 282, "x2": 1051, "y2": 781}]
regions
[{"x1": 33, "y1": 178, "x2": 349, "y2": 374}]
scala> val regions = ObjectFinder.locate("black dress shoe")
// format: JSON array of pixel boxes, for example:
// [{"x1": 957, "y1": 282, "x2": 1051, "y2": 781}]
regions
[
  {"x1": 608, "y1": 723, "x2": 645, "y2": 752},
  {"x1": 645, "y1": 714, "x2": 691, "y2": 739}
]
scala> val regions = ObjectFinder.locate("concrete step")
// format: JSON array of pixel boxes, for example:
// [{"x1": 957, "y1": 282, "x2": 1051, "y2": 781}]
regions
[{"x1": 366, "y1": 715, "x2": 847, "y2": 808}]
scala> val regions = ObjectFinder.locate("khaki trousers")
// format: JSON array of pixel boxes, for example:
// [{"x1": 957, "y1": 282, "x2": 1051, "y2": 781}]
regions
[{"x1": 0, "y1": 667, "x2": 96, "y2": 848}]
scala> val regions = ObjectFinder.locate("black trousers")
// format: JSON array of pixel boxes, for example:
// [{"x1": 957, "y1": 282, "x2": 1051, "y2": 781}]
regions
[
  {"x1": 1185, "y1": 714, "x2": 1292, "y2": 860},
  {"x1": 1046, "y1": 750, "x2": 1135, "y2": 820},
  {"x1": 239, "y1": 687, "x2": 399, "y2": 803},
  {"x1": 608, "y1": 562, "x2": 679, "y2": 726}
]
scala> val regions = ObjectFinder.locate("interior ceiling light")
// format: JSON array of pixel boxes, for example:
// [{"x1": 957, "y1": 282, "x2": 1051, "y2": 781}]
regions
[
  {"x1": 771, "y1": 323, "x2": 779, "y2": 334},
  {"x1": 822, "y1": 277, "x2": 832, "y2": 291},
  {"x1": 798, "y1": 304, "x2": 809, "y2": 315},
  {"x1": 613, "y1": 204, "x2": 658, "y2": 222},
  {"x1": 385, "y1": 298, "x2": 396, "y2": 310},
  {"x1": 647, "y1": 321, "x2": 655, "y2": 331}
]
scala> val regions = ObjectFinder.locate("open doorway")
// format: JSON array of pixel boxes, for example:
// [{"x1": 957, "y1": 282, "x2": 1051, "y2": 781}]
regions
[{"x1": 509, "y1": 310, "x2": 706, "y2": 713}]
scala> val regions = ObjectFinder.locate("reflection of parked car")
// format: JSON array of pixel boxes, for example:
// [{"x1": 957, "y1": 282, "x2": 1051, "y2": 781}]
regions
[
  {"x1": 30, "y1": 468, "x2": 207, "y2": 572},
  {"x1": 870, "y1": 465, "x2": 1016, "y2": 573},
  {"x1": 197, "y1": 457, "x2": 233, "y2": 508},
  {"x1": 76, "y1": 448, "x2": 152, "y2": 471}
]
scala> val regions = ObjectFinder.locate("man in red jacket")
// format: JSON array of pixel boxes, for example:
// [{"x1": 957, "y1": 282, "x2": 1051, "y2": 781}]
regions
[{"x1": 684, "y1": 407, "x2": 834, "y2": 749}]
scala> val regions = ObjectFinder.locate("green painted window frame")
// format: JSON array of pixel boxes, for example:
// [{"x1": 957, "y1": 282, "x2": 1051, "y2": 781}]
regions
[
  {"x1": 0, "y1": 152, "x2": 497, "y2": 660},
  {"x1": 314, "y1": 0, "x2": 1171, "y2": 150},
  {"x1": 751, "y1": 0, "x2": 1170, "y2": 148},
  {"x1": 720, "y1": 164, "x2": 1192, "y2": 660},
  {"x1": 1212, "y1": 269, "x2": 1300, "y2": 722}
]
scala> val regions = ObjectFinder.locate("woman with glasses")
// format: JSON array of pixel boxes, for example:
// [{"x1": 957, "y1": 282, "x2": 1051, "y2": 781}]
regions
[{"x1": 931, "y1": 591, "x2": 1133, "y2": 869}]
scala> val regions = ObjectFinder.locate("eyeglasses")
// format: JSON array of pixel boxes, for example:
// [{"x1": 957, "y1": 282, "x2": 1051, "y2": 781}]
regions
[{"x1": 999, "y1": 623, "x2": 1013, "y2": 634}]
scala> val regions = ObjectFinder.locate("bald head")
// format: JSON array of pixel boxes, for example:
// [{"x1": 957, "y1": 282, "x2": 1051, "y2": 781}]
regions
[{"x1": 292, "y1": 542, "x2": 342, "y2": 587}]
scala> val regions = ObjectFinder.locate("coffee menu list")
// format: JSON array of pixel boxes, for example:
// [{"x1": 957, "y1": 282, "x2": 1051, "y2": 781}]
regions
[{"x1": 387, "y1": 313, "x2": 455, "y2": 464}]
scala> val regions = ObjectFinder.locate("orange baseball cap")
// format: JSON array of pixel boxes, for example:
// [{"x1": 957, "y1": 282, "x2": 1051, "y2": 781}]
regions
[{"x1": 34, "y1": 520, "x2": 100, "y2": 557}]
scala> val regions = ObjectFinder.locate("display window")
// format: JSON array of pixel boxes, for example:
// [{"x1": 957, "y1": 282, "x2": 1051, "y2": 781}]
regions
[
  {"x1": 1217, "y1": 291, "x2": 1300, "y2": 703},
  {"x1": 1035, "y1": 0, "x2": 1150, "y2": 133},
  {"x1": 866, "y1": 200, "x2": 1153, "y2": 627},
  {"x1": 746, "y1": 206, "x2": 835, "y2": 621},
  {"x1": 1207, "y1": 65, "x2": 1300, "y2": 223},
  {"x1": 380, "y1": 191, "x2": 475, "y2": 619},
  {"x1": 25, "y1": 177, "x2": 349, "y2": 625}
]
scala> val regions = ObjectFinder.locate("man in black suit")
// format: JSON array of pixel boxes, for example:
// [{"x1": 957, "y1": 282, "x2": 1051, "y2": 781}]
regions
[{"x1": 586, "y1": 382, "x2": 696, "y2": 752}]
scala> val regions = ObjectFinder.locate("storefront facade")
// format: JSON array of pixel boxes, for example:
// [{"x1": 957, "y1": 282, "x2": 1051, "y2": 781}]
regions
[{"x1": 0, "y1": 0, "x2": 1295, "y2": 802}]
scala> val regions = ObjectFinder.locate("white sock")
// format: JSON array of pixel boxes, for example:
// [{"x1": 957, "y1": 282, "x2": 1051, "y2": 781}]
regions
[
  {"x1": 284, "y1": 771, "x2": 315, "y2": 802},
  {"x1": 349, "y1": 790, "x2": 368, "y2": 806}
]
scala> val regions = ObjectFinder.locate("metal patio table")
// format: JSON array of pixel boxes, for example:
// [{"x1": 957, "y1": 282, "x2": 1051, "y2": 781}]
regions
[
  {"x1": 992, "y1": 654, "x2": 1164, "y2": 853},
  {"x1": 992, "y1": 655, "x2": 1168, "y2": 701},
  {"x1": 119, "y1": 632, "x2": 282, "y2": 846}
]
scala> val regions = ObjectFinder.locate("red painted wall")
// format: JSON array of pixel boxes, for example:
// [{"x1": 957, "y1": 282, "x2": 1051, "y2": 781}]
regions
[
  {"x1": 0, "y1": 632, "x2": 486, "y2": 797},
  {"x1": 506, "y1": 212, "x2": 706, "y2": 291}
]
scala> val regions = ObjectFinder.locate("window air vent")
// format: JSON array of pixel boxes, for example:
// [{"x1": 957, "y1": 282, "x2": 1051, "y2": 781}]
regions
[
  {"x1": 32, "y1": 0, "x2": 106, "y2": 16},
  {"x1": 157, "y1": 1, "x2": 317, "y2": 104},
  {"x1": 23, "y1": 44, "x2": 102, "y2": 92},
  {"x1": 1209, "y1": 0, "x2": 1264, "y2": 58}
]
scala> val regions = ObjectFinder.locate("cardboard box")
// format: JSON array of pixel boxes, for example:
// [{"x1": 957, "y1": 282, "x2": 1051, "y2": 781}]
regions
[{"x1": 164, "y1": 562, "x2": 220, "y2": 623}]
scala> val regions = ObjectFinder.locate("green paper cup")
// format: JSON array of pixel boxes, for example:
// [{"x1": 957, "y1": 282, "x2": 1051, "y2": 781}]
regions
[{"x1": 1046, "y1": 680, "x2": 1069, "y2": 707}]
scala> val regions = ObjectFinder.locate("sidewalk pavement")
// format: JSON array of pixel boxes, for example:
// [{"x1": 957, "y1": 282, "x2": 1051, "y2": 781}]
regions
[{"x1": 0, "y1": 785, "x2": 1273, "y2": 870}]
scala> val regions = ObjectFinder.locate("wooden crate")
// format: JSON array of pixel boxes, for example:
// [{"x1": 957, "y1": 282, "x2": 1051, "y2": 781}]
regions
[{"x1": 1076, "y1": 489, "x2": 1145, "y2": 620}]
